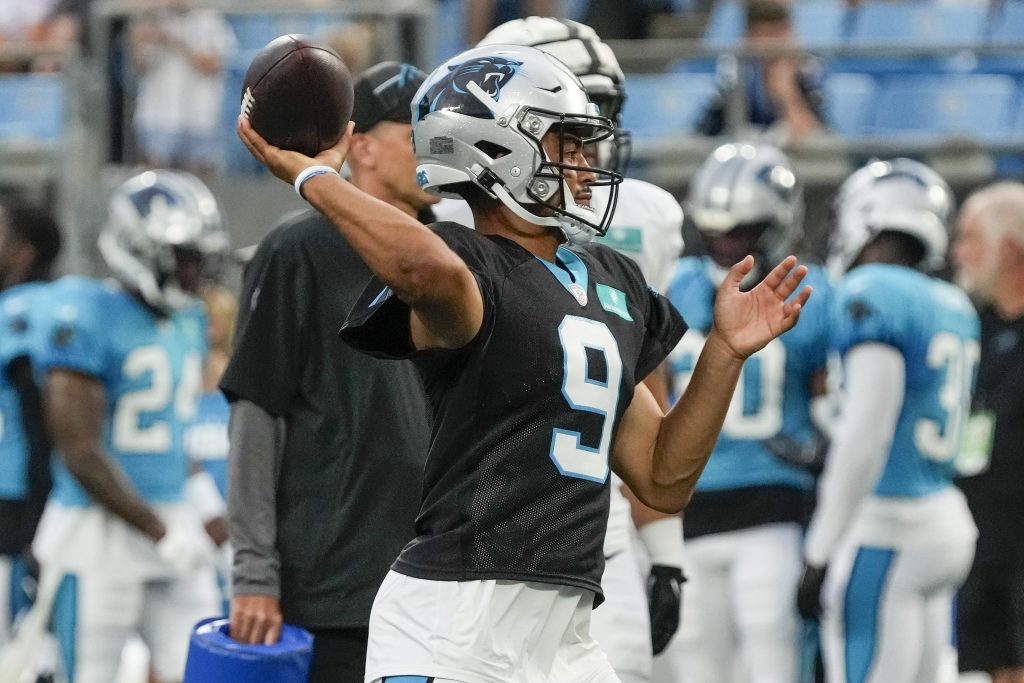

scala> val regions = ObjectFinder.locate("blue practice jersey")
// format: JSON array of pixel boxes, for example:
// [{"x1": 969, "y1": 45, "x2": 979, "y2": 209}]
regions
[
  {"x1": 0, "y1": 282, "x2": 49, "y2": 500},
  {"x1": 667, "y1": 257, "x2": 831, "y2": 492},
  {"x1": 831, "y1": 264, "x2": 980, "y2": 498},
  {"x1": 34, "y1": 277, "x2": 207, "y2": 507},
  {"x1": 184, "y1": 390, "x2": 230, "y2": 496}
]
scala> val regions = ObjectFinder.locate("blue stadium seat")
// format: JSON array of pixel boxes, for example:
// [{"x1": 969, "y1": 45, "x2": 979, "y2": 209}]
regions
[
  {"x1": 703, "y1": 0, "x2": 743, "y2": 47},
  {"x1": 622, "y1": 72, "x2": 718, "y2": 139},
  {"x1": 822, "y1": 73, "x2": 876, "y2": 138},
  {"x1": 848, "y1": 2, "x2": 989, "y2": 46},
  {"x1": 870, "y1": 75, "x2": 1016, "y2": 140},
  {"x1": 990, "y1": 2, "x2": 1024, "y2": 44},
  {"x1": 0, "y1": 74, "x2": 64, "y2": 144},
  {"x1": 226, "y1": 14, "x2": 280, "y2": 51},
  {"x1": 794, "y1": 1, "x2": 850, "y2": 46}
]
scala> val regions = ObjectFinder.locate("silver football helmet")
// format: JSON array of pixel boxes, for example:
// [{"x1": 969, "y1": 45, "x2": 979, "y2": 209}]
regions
[
  {"x1": 478, "y1": 17, "x2": 631, "y2": 173},
  {"x1": 100, "y1": 169, "x2": 229, "y2": 312},
  {"x1": 828, "y1": 158, "x2": 953, "y2": 279},
  {"x1": 411, "y1": 43, "x2": 622, "y2": 245},
  {"x1": 688, "y1": 142, "x2": 802, "y2": 283}
]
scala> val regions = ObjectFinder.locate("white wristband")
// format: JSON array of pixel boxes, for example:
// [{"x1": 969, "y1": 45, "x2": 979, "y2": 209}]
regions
[
  {"x1": 294, "y1": 165, "x2": 340, "y2": 199},
  {"x1": 638, "y1": 516, "x2": 686, "y2": 567}
]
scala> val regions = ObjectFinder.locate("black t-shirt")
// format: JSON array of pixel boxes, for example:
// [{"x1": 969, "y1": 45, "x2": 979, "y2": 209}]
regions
[
  {"x1": 341, "y1": 223, "x2": 686, "y2": 598},
  {"x1": 957, "y1": 306, "x2": 1024, "y2": 568},
  {"x1": 221, "y1": 211, "x2": 430, "y2": 628}
]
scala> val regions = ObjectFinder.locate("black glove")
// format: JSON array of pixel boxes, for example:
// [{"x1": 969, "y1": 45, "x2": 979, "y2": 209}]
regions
[
  {"x1": 763, "y1": 431, "x2": 829, "y2": 476},
  {"x1": 647, "y1": 564, "x2": 686, "y2": 655},
  {"x1": 796, "y1": 563, "x2": 828, "y2": 621}
]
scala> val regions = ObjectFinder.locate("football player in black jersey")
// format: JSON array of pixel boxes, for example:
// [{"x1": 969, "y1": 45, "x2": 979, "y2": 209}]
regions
[{"x1": 238, "y1": 43, "x2": 811, "y2": 683}]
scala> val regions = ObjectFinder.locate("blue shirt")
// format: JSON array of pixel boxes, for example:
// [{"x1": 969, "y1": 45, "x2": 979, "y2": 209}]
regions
[
  {"x1": 830, "y1": 264, "x2": 980, "y2": 497},
  {"x1": 667, "y1": 257, "x2": 832, "y2": 492},
  {"x1": 0, "y1": 283, "x2": 49, "y2": 500},
  {"x1": 34, "y1": 277, "x2": 207, "y2": 507}
]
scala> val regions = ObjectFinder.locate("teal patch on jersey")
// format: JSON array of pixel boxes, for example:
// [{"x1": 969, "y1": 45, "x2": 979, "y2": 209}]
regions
[
  {"x1": 596, "y1": 226, "x2": 643, "y2": 254},
  {"x1": 596, "y1": 283, "x2": 632, "y2": 321}
]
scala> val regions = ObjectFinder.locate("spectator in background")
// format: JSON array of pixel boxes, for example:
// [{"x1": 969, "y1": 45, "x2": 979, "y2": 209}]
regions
[
  {"x1": 130, "y1": 0, "x2": 236, "y2": 183},
  {"x1": 952, "y1": 182, "x2": 1024, "y2": 683},
  {"x1": 222, "y1": 62, "x2": 434, "y2": 683},
  {"x1": 584, "y1": 0, "x2": 675, "y2": 40},
  {"x1": 697, "y1": 0, "x2": 823, "y2": 144},
  {"x1": 463, "y1": 0, "x2": 561, "y2": 46}
]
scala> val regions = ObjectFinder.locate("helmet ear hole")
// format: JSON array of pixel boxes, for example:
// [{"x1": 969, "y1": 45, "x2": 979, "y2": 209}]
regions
[{"x1": 475, "y1": 140, "x2": 511, "y2": 159}]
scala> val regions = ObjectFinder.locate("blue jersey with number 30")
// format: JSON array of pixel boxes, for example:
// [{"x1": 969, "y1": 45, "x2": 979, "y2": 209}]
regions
[
  {"x1": 0, "y1": 282, "x2": 49, "y2": 500},
  {"x1": 667, "y1": 257, "x2": 831, "y2": 492},
  {"x1": 34, "y1": 277, "x2": 207, "y2": 507},
  {"x1": 831, "y1": 264, "x2": 980, "y2": 497}
]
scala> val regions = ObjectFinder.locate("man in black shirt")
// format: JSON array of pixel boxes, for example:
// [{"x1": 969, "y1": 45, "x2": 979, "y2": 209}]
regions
[
  {"x1": 221, "y1": 62, "x2": 435, "y2": 683},
  {"x1": 237, "y1": 43, "x2": 811, "y2": 683},
  {"x1": 953, "y1": 181, "x2": 1024, "y2": 683}
]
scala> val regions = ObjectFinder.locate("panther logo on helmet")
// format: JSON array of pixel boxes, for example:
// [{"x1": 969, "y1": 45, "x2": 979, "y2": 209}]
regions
[{"x1": 416, "y1": 56, "x2": 522, "y2": 121}]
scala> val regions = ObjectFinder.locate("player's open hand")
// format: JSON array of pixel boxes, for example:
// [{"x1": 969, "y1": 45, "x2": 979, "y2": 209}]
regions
[
  {"x1": 237, "y1": 116, "x2": 354, "y2": 186},
  {"x1": 711, "y1": 255, "x2": 811, "y2": 360}
]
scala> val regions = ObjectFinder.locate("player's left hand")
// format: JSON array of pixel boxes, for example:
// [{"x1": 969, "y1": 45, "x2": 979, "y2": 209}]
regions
[
  {"x1": 712, "y1": 255, "x2": 811, "y2": 360},
  {"x1": 797, "y1": 562, "x2": 828, "y2": 620},
  {"x1": 237, "y1": 116, "x2": 354, "y2": 186},
  {"x1": 647, "y1": 564, "x2": 686, "y2": 655}
]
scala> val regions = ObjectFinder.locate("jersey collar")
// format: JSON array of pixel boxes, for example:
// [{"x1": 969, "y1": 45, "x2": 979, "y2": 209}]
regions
[{"x1": 536, "y1": 247, "x2": 590, "y2": 307}]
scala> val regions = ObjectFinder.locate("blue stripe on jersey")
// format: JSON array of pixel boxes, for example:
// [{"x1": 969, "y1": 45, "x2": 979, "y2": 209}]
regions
[
  {"x1": 383, "y1": 677, "x2": 433, "y2": 683},
  {"x1": 844, "y1": 546, "x2": 895, "y2": 683},
  {"x1": 536, "y1": 247, "x2": 590, "y2": 302},
  {"x1": 53, "y1": 574, "x2": 79, "y2": 683}
]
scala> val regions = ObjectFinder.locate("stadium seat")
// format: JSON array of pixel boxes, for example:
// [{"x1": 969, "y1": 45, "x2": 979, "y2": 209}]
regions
[
  {"x1": 0, "y1": 74, "x2": 64, "y2": 144},
  {"x1": 703, "y1": 0, "x2": 743, "y2": 47},
  {"x1": 822, "y1": 73, "x2": 876, "y2": 138},
  {"x1": 870, "y1": 75, "x2": 1016, "y2": 141},
  {"x1": 622, "y1": 72, "x2": 718, "y2": 139},
  {"x1": 226, "y1": 13, "x2": 280, "y2": 51},
  {"x1": 848, "y1": 3, "x2": 990, "y2": 46},
  {"x1": 990, "y1": 2, "x2": 1024, "y2": 44},
  {"x1": 794, "y1": 1, "x2": 850, "y2": 46}
]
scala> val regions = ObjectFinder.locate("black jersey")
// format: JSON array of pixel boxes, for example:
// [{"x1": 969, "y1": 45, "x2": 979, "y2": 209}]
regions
[
  {"x1": 957, "y1": 306, "x2": 1024, "y2": 568},
  {"x1": 341, "y1": 223, "x2": 686, "y2": 597}
]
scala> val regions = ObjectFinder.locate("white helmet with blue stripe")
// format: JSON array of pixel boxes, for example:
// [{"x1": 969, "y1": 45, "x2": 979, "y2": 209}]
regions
[{"x1": 828, "y1": 158, "x2": 953, "y2": 279}]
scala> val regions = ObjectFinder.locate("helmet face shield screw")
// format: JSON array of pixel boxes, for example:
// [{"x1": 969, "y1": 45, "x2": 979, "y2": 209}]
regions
[
  {"x1": 527, "y1": 117, "x2": 542, "y2": 134},
  {"x1": 511, "y1": 167, "x2": 521, "y2": 177},
  {"x1": 534, "y1": 181, "x2": 549, "y2": 197}
]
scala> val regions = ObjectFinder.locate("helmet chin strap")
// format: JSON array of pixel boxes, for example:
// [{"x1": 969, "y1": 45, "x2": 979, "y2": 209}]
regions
[{"x1": 489, "y1": 179, "x2": 596, "y2": 246}]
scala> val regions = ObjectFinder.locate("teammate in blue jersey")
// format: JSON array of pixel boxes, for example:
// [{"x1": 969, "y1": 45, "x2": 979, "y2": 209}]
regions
[
  {"x1": 238, "y1": 43, "x2": 812, "y2": 683},
  {"x1": 31, "y1": 170, "x2": 230, "y2": 683},
  {"x1": 800, "y1": 159, "x2": 979, "y2": 683},
  {"x1": 0, "y1": 202, "x2": 61, "y2": 649},
  {"x1": 656, "y1": 143, "x2": 831, "y2": 683}
]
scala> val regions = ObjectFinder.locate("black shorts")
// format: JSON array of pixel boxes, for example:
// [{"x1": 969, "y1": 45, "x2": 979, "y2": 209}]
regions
[
  {"x1": 957, "y1": 564, "x2": 1024, "y2": 672},
  {"x1": 307, "y1": 626, "x2": 370, "y2": 683}
]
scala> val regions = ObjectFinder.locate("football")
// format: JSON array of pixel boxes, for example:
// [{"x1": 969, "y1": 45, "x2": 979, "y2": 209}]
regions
[{"x1": 240, "y1": 34, "x2": 354, "y2": 157}]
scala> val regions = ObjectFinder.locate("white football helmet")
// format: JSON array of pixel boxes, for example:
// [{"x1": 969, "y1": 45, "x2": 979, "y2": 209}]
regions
[
  {"x1": 478, "y1": 16, "x2": 631, "y2": 173},
  {"x1": 412, "y1": 43, "x2": 622, "y2": 245},
  {"x1": 100, "y1": 169, "x2": 229, "y2": 312},
  {"x1": 688, "y1": 142, "x2": 802, "y2": 282},
  {"x1": 828, "y1": 158, "x2": 953, "y2": 279}
]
